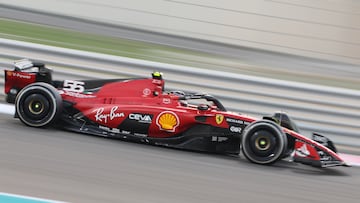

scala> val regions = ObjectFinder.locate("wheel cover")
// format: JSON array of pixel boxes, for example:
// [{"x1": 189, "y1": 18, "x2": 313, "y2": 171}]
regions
[
  {"x1": 22, "y1": 94, "x2": 50, "y2": 120},
  {"x1": 242, "y1": 121, "x2": 287, "y2": 164},
  {"x1": 249, "y1": 130, "x2": 276, "y2": 157},
  {"x1": 28, "y1": 99, "x2": 45, "y2": 115},
  {"x1": 16, "y1": 85, "x2": 59, "y2": 127},
  {"x1": 255, "y1": 136, "x2": 271, "y2": 151}
]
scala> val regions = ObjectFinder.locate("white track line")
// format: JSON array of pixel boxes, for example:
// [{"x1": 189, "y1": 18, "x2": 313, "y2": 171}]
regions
[{"x1": 0, "y1": 103, "x2": 15, "y2": 115}]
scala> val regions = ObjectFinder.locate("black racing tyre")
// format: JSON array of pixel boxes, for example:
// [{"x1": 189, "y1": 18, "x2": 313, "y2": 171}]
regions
[
  {"x1": 241, "y1": 120, "x2": 287, "y2": 165},
  {"x1": 15, "y1": 82, "x2": 62, "y2": 127}
]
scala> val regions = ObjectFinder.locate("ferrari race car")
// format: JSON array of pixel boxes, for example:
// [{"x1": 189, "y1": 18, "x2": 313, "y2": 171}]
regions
[{"x1": 4, "y1": 59, "x2": 349, "y2": 167}]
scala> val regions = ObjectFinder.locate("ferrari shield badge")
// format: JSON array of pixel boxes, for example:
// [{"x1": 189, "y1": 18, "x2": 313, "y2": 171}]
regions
[{"x1": 215, "y1": 114, "x2": 224, "y2": 125}]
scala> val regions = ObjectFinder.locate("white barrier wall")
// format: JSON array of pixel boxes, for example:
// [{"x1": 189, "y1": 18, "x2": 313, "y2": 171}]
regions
[{"x1": 0, "y1": 0, "x2": 359, "y2": 64}]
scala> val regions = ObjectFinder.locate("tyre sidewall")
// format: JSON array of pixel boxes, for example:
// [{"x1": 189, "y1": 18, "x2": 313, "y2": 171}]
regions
[
  {"x1": 241, "y1": 120, "x2": 287, "y2": 165},
  {"x1": 15, "y1": 83, "x2": 62, "y2": 127}
]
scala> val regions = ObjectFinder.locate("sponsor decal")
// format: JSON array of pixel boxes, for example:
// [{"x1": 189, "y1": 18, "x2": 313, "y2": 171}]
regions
[
  {"x1": 93, "y1": 106, "x2": 125, "y2": 123},
  {"x1": 134, "y1": 133, "x2": 148, "y2": 137},
  {"x1": 99, "y1": 126, "x2": 132, "y2": 135},
  {"x1": 162, "y1": 98, "x2": 171, "y2": 104},
  {"x1": 99, "y1": 125, "x2": 120, "y2": 133},
  {"x1": 320, "y1": 155, "x2": 332, "y2": 161},
  {"x1": 230, "y1": 126, "x2": 242, "y2": 133},
  {"x1": 63, "y1": 80, "x2": 85, "y2": 92},
  {"x1": 61, "y1": 91, "x2": 95, "y2": 98},
  {"x1": 143, "y1": 88, "x2": 151, "y2": 96},
  {"x1": 129, "y1": 113, "x2": 153, "y2": 123},
  {"x1": 215, "y1": 114, "x2": 224, "y2": 125},
  {"x1": 121, "y1": 130, "x2": 131, "y2": 135},
  {"x1": 12, "y1": 72, "x2": 32, "y2": 79},
  {"x1": 226, "y1": 117, "x2": 244, "y2": 124},
  {"x1": 156, "y1": 111, "x2": 179, "y2": 132},
  {"x1": 211, "y1": 136, "x2": 228, "y2": 142},
  {"x1": 295, "y1": 143, "x2": 310, "y2": 157},
  {"x1": 317, "y1": 151, "x2": 333, "y2": 161}
]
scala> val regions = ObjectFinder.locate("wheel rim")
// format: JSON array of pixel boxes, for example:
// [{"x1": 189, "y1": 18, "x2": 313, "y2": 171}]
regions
[
  {"x1": 22, "y1": 94, "x2": 50, "y2": 120},
  {"x1": 242, "y1": 122, "x2": 287, "y2": 165},
  {"x1": 255, "y1": 136, "x2": 271, "y2": 151},
  {"x1": 249, "y1": 130, "x2": 276, "y2": 157},
  {"x1": 28, "y1": 100, "x2": 45, "y2": 115}
]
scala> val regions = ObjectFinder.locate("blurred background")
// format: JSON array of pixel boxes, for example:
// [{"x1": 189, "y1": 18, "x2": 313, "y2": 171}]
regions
[
  {"x1": 0, "y1": 1, "x2": 359, "y2": 203},
  {"x1": 1, "y1": 0, "x2": 360, "y2": 80},
  {"x1": 2, "y1": 0, "x2": 360, "y2": 64}
]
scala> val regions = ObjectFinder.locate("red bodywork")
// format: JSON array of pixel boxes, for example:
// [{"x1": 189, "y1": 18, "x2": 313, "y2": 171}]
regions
[
  {"x1": 60, "y1": 78, "x2": 255, "y2": 138},
  {"x1": 285, "y1": 129, "x2": 346, "y2": 167},
  {"x1": 4, "y1": 70, "x2": 36, "y2": 94},
  {"x1": 58, "y1": 77, "x2": 347, "y2": 167}
]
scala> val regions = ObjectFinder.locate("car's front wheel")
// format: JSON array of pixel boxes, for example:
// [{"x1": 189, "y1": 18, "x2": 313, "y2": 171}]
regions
[
  {"x1": 15, "y1": 82, "x2": 62, "y2": 127},
  {"x1": 241, "y1": 120, "x2": 287, "y2": 165}
]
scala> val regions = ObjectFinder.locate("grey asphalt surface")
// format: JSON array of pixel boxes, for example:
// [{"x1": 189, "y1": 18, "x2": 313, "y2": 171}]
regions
[{"x1": 0, "y1": 113, "x2": 360, "y2": 203}]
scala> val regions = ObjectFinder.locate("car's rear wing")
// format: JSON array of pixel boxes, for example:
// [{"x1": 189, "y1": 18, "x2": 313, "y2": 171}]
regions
[{"x1": 4, "y1": 59, "x2": 52, "y2": 103}]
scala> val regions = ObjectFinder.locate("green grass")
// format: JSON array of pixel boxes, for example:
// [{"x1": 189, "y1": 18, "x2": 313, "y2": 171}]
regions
[
  {"x1": 0, "y1": 18, "x2": 187, "y2": 59},
  {"x1": 0, "y1": 18, "x2": 359, "y2": 90},
  {"x1": 0, "y1": 18, "x2": 238, "y2": 71}
]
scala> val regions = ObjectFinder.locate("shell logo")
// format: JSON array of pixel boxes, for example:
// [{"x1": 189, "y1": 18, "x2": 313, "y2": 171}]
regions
[{"x1": 156, "y1": 111, "x2": 179, "y2": 132}]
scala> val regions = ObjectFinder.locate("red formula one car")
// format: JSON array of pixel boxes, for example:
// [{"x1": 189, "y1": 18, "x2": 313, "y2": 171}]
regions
[{"x1": 4, "y1": 59, "x2": 349, "y2": 167}]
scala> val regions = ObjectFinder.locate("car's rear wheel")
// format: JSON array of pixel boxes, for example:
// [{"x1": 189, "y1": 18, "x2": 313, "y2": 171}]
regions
[
  {"x1": 241, "y1": 120, "x2": 287, "y2": 165},
  {"x1": 15, "y1": 82, "x2": 62, "y2": 127}
]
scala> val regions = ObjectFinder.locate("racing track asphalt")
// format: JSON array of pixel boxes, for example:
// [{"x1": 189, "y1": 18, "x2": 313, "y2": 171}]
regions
[{"x1": 0, "y1": 112, "x2": 359, "y2": 203}]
